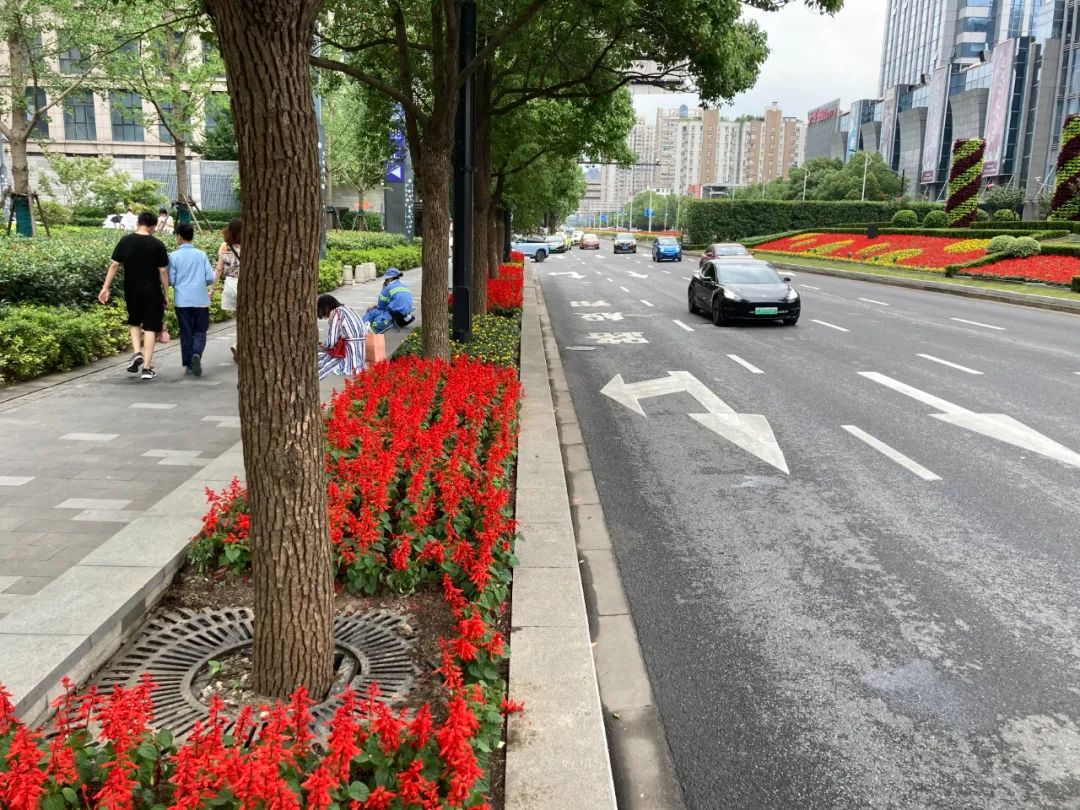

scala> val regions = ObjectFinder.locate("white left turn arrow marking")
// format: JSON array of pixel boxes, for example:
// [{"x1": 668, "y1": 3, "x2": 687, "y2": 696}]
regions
[
  {"x1": 861, "y1": 372, "x2": 1080, "y2": 469},
  {"x1": 601, "y1": 372, "x2": 788, "y2": 474}
]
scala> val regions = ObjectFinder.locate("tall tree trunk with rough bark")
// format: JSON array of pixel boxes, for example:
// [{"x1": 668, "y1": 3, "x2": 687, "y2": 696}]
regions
[
  {"x1": 204, "y1": 0, "x2": 334, "y2": 700},
  {"x1": 6, "y1": 29, "x2": 34, "y2": 234},
  {"x1": 414, "y1": 145, "x2": 453, "y2": 358},
  {"x1": 174, "y1": 138, "x2": 189, "y2": 204}
]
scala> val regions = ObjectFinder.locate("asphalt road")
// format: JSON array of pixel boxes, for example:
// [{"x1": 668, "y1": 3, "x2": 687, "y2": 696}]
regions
[{"x1": 537, "y1": 242, "x2": 1080, "y2": 809}]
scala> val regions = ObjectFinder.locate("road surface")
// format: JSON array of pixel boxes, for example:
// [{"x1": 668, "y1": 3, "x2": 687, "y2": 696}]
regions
[{"x1": 538, "y1": 242, "x2": 1080, "y2": 809}]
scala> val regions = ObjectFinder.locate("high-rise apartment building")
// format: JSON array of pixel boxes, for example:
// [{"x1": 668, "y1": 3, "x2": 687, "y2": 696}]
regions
[
  {"x1": 700, "y1": 110, "x2": 745, "y2": 185},
  {"x1": 741, "y1": 104, "x2": 804, "y2": 185},
  {"x1": 653, "y1": 107, "x2": 702, "y2": 192},
  {"x1": 597, "y1": 117, "x2": 656, "y2": 208}
]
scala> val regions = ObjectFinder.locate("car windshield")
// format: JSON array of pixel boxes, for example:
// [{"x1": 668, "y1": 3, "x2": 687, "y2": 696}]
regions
[
  {"x1": 715, "y1": 245, "x2": 749, "y2": 256},
  {"x1": 717, "y1": 264, "x2": 780, "y2": 284},
  {"x1": 583, "y1": 234, "x2": 597, "y2": 240},
  {"x1": 616, "y1": 234, "x2": 634, "y2": 242},
  {"x1": 657, "y1": 237, "x2": 678, "y2": 246}
]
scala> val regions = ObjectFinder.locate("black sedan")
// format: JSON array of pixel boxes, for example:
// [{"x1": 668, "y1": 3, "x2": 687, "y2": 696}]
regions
[{"x1": 687, "y1": 260, "x2": 800, "y2": 326}]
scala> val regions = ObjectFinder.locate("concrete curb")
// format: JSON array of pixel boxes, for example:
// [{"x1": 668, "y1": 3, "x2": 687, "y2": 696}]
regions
[
  {"x1": 0, "y1": 443, "x2": 244, "y2": 724},
  {"x1": 534, "y1": 280, "x2": 686, "y2": 810},
  {"x1": 760, "y1": 258, "x2": 1080, "y2": 316},
  {"x1": 504, "y1": 271, "x2": 618, "y2": 810}
]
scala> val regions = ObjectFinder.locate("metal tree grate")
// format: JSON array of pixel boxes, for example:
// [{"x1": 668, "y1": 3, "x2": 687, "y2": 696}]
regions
[{"x1": 96, "y1": 607, "x2": 418, "y2": 741}]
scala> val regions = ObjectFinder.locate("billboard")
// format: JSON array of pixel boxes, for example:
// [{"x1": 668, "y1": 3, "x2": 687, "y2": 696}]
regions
[
  {"x1": 983, "y1": 38, "x2": 1018, "y2": 177},
  {"x1": 880, "y1": 86, "x2": 899, "y2": 166},
  {"x1": 920, "y1": 67, "x2": 950, "y2": 184},
  {"x1": 386, "y1": 104, "x2": 407, "y2": 184}
]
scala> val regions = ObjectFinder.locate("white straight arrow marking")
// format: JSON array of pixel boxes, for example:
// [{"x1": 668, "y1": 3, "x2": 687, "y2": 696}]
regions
[
  {"x1": 860, "y1": 372, "x2": 1080, "y2": 468},
  {"x1": 690, "y1": 413, "x2": 790, "y2": 474}
]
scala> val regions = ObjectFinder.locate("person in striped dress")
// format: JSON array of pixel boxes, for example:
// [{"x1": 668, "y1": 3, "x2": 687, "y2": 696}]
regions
[{"x1": 317, "y1": 294, "x2": 368, "y2": 380}]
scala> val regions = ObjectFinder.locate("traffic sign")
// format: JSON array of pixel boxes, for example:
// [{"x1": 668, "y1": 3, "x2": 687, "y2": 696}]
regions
[
  {"x1": 644, "y1": 208, "x2": 654, "y2": 217},
  {"x1": 599, "y1": 214, "x2": 607, "y2": 222}
]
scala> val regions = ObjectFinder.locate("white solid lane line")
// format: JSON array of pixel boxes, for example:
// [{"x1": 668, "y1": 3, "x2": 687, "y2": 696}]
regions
[
  {"x1": 594, "y1": 270, "x2": 602, "y2": 276},
  {"x1": 682, "y1": 276, "x2": 692, "y2": 281},
  {"x1": 727, "y1": 354, "x2": 764, "y2": 374},
  {"x1": 917, "y1": 353, "x2": 984, "y2": 375},
  {"x1": 641, "y1": 299, "x2": 654, "y2": 307},
  {"x1": 842, "y1": 425, "x2": 942, "y2": 482},
  {"x1": 662, "y1": 270, "x2": 671, "y2": 274},
  {"x1": 801, "y1": 284, "x2": 821, "y2": 290},
  {"x1": 951, "y1": 317, "x2": 1005, "y2": 331},
  {"x1": 673, "y1": 320, "x2": 695, "y2": 332},
  {"x1": 607, "y1": 277, "x2": 615, "y2": 283},
  {"x1": 620, "y1": 286, "x2": 630, "y2": 293},
  {"x1": 858, "y1": 297, "x2": 890, "y2": 306},
  {"x1": 811, "y1": 319, "x2": 850, "y2": 332}
]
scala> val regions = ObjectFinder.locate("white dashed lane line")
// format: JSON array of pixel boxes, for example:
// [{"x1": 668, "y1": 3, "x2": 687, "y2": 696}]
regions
[
  {"x1": 916, "y1": 354, "x2": 983, "y2": 375},
  {"x1": 858, "y1": 297, "x2": 890, "y2": 306},
  {"x1": 811, "y1": 319, "x2": 850, "y2": 332},
  {"x1": 801, "y1": 284, "x2": 821, "y2": 291},
  {"x1": 641, "y1": 299, "x2": 654, "y2": 308},
  {"x1": 842, "y1": 425, "x2": 941, "y2": 482},
  {"x1": 951, "y1": 317, "x2": 1005, "y2": 331},
  {"x1": 620, "y1": 286, "x2": 630, "y2": 292},
  {"x1": 727, "y1": 354, "x2": 764, "y2": 374},
  {"x1": 673, "y1": 320, "x2": 695, "y2": 332}
]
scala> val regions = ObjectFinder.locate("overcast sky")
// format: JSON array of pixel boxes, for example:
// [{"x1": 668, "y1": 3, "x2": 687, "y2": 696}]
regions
[{"x1": 633, "y1": 1, "x2": 887, "y2": 121}]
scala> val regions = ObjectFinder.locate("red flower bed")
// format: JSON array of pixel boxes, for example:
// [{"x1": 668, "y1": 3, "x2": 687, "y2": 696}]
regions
[
  {"x1": 755, "y1": 232, "x2": 988, "y2": 270},
  {"x1": 1, "y1": 359, "x2": 522, "y2": 808},
  {"x1": 961, "y1": 255, "x2": 1080, "y2": 285},
  {"x1": 448, "y1": 263, "x2": 524, "y2": 315}
]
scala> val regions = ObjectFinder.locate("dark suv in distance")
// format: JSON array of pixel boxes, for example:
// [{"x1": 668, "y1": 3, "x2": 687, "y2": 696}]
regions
[{"x1": 613, "y1": 233, "x2": 637, "y2": 254}]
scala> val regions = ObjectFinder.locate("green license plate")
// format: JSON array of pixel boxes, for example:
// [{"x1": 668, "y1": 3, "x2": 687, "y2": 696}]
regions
[{"x1": 754, "y1": 307, "x2": 779, "y2": 315}]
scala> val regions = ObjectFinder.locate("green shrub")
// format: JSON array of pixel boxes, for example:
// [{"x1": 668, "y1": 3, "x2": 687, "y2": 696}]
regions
[
  {"x1": 328, "y1": 245, "x2": 422, "y2": 274},
  {"x1": 682, "y1": 199, "x2": 943, "y2": 243},
  {"x1": 319, "y1": 259, "x2": 344, "y2": 293},
  {"x1": 1072, "y1": 276, "x2": 1080, "y2": 293},
  {"x1": 986, "y1": 235, "x2": 1017, "y2": 254},
  {"x1": 326, "y1": 231, "x2": 412, "y2": 252},
  {"x1": 992, "y1": 209, "x2": 1019, "y2": 221},
  {"x1": 0, "y1": 304, "x2": 130, "y2": 385},
  {"x1": 891, "y1": 209, "x2": 919, "y2": 227},
  {"x1": 922, "y1": 210, "x2": 948, "y2": 228},
  {"x1": 1005, "y1": 236, "x2": 1042, "y2": 257},
  {"x1": 975, "y1": 208, "x2": 991, "y2": 222},
  {"x1": 394, "y1": 313, "x2": 519, "y2": 367}
]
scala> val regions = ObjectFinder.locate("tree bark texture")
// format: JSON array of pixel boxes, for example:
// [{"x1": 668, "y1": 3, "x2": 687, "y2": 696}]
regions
[
  {"x1": 174, "y1": 139, "x2": 189, "y2": 203},
  {"x1": 205, "y1": 0, "x2": 334, "y2": 700},
  {"x1": 6, "y1": 29, "x2": 33, "y2": 234},
  {"x1": 415, "y1": 149, "x2": 453, "y2": 358},
  {"x1": 493, "y1": 205, "x2": 505, "y2": 266}
]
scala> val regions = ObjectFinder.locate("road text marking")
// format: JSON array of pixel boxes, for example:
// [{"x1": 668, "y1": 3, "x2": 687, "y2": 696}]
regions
[
  {"x1": 673, "y1": 320, "x2": 695, "y2": 332},
  {"x1": 727, "y1": 354, "x2": 764, "y2": 374},
  {"x1": 951, "y1": 317, "x2": 1005, "y2": 331},
  {"x1": 842, "y1": 426, "x2": 941, "y2": 481},
  {"x1": 588, "y1": 332, "x2": 648, "y2": 345},
  {"x1": 858, "y1": 298, "x2": 890, "y2": 306},
  {"x1": 811, "y1": 319, "x2": 850, "y2": 332},
  {"x1": 640, "y1": 299, "x2": 654, "y2": 307},
  {"x1": 917, "y1": 354, "x2": 983, "y2": 375}
]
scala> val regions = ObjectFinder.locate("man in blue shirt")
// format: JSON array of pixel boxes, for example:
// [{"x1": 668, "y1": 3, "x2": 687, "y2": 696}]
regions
[
  {"x1": 362, "y1": 268, "x2": 415, "y2": 334},
  {"x1": 168, "y1": 223, "x2": 216, "y2": 376}
]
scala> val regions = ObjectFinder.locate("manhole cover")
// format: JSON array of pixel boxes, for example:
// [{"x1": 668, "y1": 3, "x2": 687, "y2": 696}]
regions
[{"x1": 97, "y1": 607, "x2": 417, "y2": 740}]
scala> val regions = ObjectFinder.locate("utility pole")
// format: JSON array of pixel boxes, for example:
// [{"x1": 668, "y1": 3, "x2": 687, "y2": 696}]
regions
[
  {"x1": 802, "y1": 168, "x2": 808, "y2": 201},
  {"x1": 450, "y1": 0, "x2": 476, "y2": 342},
  {"x1": 861, "y1": 152, "x2": 870, "y2": 202},
  {"x1": 648, "y1": 188, "x2": 654, "y2": 232}
]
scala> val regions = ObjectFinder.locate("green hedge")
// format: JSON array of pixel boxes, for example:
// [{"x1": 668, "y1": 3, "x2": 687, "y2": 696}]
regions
[
  {"x1": 1072, "y1": 276, "x2": 1080, "y2": 293},
  {"x1": 319, "y1": 260, "x2": 344, "y2": 293},
  {"x1": 980, "y1": 220, "x2": 1080, "y2": 233},
  {"x1": 683, "y1": 200, "x2": 945, "y2": 243},
  {"x1": 327, "y1": 245, "x2": 422, "y2": 274},
  {"x1": 0, "y1": 304, "x2": 132, "y2": 384},
  {"x1": 1039, "y1": 242, "x2": 1080, "y2": 257},
  {"x1": 326, "y1": 231, "x2": 413, "y2": 251},
  {"x1": 812, "y1": 226, "x2": 1068, "y2": 240}
]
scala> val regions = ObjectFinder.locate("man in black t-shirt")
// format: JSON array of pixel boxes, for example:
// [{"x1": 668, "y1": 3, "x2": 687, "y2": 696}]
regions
[{"x1": 98, "y1": 211, "x2": 171, "y2": 380}]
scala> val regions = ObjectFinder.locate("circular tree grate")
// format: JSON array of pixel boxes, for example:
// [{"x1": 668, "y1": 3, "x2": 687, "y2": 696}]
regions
[{"x1": 96, "y1": 607, "x2": 418, "y2": 741}]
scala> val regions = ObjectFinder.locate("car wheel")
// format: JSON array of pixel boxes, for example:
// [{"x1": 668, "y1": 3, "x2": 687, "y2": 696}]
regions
[
  {"x1": 535, "y1": 250, "x2": 547, "y2": 262},
  {"x1": 677, "y1": 256, "x2": 683, "y2": 262},
  {"x1": 711, "y1": 297, "x2": 726, "y2": 326},
  {"x1": 688, "y1": 289, "x2": 699, "y2": 315},
  {"x1": 783, "y1": 316, "x2": 799, "y2": 326}
]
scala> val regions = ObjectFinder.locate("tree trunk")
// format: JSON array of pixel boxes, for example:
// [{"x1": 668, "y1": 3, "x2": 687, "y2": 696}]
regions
[
  {"x1": 414, "y1": 150, "x2": 452, "y2": 358},
  {"x1": 7, "y1": 29, "x2": 34, "y2": 235},
  {"x1": 205, "y1": 0, "x2": 334, "y2": 700},
  {"x1": 174, "y1": 138, "x2": 189, "y2": 204}
]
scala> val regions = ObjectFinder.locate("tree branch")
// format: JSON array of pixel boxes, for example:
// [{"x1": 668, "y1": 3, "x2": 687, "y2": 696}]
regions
[
  {"x1": 458, "y1": 0, "x2": 548, "y2": 87},
  {"x1": 311, "y1": 55, "x2": 427, "y2": 126}
]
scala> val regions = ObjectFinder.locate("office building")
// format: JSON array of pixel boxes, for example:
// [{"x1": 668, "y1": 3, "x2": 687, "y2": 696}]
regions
[{"x1": 742, "y1": 103, "x2": 804, "y2": 185}]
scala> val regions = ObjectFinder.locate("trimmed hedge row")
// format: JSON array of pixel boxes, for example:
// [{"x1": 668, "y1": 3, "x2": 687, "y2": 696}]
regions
[
  {"x1": 0, "y1": 304, "x2": 130, "y2": 384},
  {"x1": 326, "y1": 231, "x2": 414, "y2": 251},
  {"x1": 683, "y1": 200, "x2": 945, "y2": 244},
  {"x1": 326, "y1": 244, "x2": 422, "y2": 274}
]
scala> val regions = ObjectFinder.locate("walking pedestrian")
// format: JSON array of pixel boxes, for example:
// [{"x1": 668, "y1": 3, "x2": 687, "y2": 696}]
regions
[
  {"x1": 168, "y1": 223, "x2": 215, "y2": 377},
  {"x1": 214, "y1": 218, "x2": 241, "y2": 362},
  {"x1": 316, "y1": 294, "x2": 367, "y2": 380},
  {"x1": 156, "y1": 207, "x2": 174, "y2": 235},
  {"x1": 98, "y1": 211, "x2": 170, "y2": 380}
]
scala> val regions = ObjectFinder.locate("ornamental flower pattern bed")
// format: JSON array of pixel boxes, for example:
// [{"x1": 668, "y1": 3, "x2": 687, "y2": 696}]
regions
[
  {"x1": 754, "y1": 232, "x2": 989, "y2": 270},
  {"x1": 960, "y1": 255, "x2": 1080, "y2": 285},
  {"x1": 0, "y1": 358, "x2": 523, "y2": 809}
]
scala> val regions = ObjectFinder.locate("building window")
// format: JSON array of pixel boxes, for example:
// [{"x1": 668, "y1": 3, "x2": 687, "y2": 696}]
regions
[
  {"x1": 110, "y1": 92, "x2": 144, "y2": 141},
  {"x1": 58, "y1": 39, "x2": 87, "y2": 74},
  {"x1": 24, "y1": 87, "x2": 48, "y2": 138},
  {"x1": 63, "y1": 91, "x2": 97, "y2": 140},
  {"x1": 158, "y1": 101, "x2": 175, "y2": 144}
]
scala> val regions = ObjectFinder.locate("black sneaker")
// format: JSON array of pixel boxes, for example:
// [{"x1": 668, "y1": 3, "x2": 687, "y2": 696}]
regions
[
  {"x1": 190, "y1": 353, "x2": 202, "y2": 377},
  {"x1": 127, "y1": 352, "x2": 144, "y2": 373},
  {"x1": 140, "y1": 367, "x2": 157, "y2": 381}
]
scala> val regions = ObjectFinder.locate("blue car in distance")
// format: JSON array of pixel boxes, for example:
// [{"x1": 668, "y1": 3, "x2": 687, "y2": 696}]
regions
[{"x1": 652, "y1": 236, "x2": 683, "y2": 262}]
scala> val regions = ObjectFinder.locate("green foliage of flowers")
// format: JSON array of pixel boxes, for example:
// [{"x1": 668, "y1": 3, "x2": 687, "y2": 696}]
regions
[
  {"x1": 394, "y1": 314, "x2": 520, "y2": 367},
  {"x1": 891, "y1": 209, "x2": 918, "y2": 227}
]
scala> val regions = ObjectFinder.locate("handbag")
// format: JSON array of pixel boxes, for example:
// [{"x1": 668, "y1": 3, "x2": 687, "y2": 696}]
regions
[
  {"x1": 327, "y1": 337, "x2": 348, "y2": 359},
  {"x1": 221, "y1": 275, "x2": 239, "y2": 311},
  {"x1": 156, "y1": 327, "x2": 171, "y2": 344},
  {"x1": 365, "y1": 332, "x2": 385, "y2": 363}
]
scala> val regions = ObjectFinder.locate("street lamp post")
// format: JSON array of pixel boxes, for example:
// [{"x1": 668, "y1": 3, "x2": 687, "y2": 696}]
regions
[
  {"x1": 802, "y1": 168, "x2": 808, "y2": 201},
  {"x1": 861, "y1": 152, "x2": 871, "y2": 202},
  {"x1": 648, "y1": 189, "x2": 654, "y2": 232}
]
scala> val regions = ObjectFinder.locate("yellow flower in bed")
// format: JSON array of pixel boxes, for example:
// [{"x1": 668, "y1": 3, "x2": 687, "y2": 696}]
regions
[
  {"x1": 870, "y1": 248, "x2": 926, "y2": 266},
  {"x1": 855, "y1": 242, "x2": 894, "y2": 256},
  {"x1": 806, "y1": 239, "x2": 854, "y2": 255},
  {"x1": 943, "y1": 238, "x2": 991, "y2": 253},
  {"x1": 790, "y1": 233, "x2": 822, "y2": 246}
]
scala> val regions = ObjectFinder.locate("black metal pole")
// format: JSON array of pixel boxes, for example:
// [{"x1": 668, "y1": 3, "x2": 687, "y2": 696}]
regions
[{"x1": 451, "y1": 0, "x2": 475, "y2": 343}]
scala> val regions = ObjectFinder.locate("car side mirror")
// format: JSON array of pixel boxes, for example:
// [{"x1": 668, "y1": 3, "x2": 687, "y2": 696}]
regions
[{"x1": 783, "y1": 277, "x2": 792, "y2": 283}]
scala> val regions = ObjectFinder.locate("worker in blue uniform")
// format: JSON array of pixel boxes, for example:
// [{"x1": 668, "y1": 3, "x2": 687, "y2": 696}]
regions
[{"x1": 362, "y1": 268, "x2": 415, "y2": 334}]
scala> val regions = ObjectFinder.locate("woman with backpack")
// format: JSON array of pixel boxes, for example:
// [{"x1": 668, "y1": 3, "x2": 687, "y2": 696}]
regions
[{"x1": 214, "y1": 218, "x2": 242, "y2": 362}]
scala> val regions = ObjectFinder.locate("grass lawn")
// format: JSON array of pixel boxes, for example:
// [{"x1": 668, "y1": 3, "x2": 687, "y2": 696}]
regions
[{"x1": 752, "y1": 251, "x2": 1080, "y2": 304}]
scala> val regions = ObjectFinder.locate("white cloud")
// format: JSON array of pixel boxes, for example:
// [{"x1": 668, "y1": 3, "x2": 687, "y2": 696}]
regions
[{"x1": 633, "y1": 1, "x2": 886, "y2": 121}]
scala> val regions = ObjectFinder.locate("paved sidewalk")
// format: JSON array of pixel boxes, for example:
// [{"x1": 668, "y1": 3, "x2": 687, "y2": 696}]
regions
[{"x1": 0, "y1": 269, "x2": 420, "y2": 624}]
